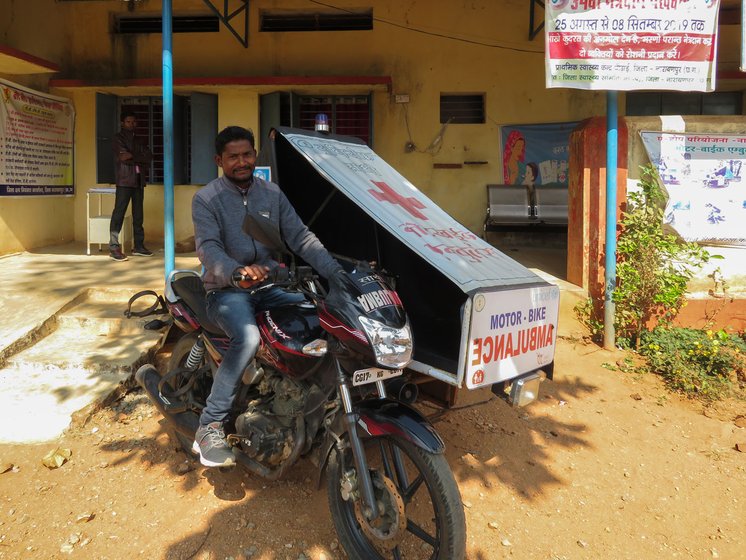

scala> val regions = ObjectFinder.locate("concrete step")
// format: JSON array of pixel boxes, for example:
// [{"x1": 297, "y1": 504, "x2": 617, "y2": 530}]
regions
[
  {"x1": 57, "y1": 292, "x2": 160, "y2": 337},
  {"x1": 0, "y1": 290, "x2": 164, "y2": 444},
  {"x1": 4, "y1": 323, "x2": 160, "y2": 373}
]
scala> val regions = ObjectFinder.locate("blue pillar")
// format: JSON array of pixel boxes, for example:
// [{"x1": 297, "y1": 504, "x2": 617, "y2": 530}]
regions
[
  {"x1": 162, "y1": 0, "x2": 175, "y2": 278},
  {"x1": 604, "y1": 91, "x2": 618, "y2": 350}
]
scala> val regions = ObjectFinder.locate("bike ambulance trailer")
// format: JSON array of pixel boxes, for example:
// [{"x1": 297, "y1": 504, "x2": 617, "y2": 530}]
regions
[{"x1": 258, "y1": 127, "x2": 560, "y2": 408}]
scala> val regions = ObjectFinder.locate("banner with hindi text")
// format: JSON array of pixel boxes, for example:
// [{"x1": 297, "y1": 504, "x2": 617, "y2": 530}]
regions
[
  {"x1": 0, "y1": 79, "x2": 75, "y2": 196},
  {"x1": 545, "y1": 0, "x2": 720, "y2": 91}
]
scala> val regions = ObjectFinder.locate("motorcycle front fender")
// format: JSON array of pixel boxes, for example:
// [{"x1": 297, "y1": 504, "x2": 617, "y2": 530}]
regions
[
  {"x1": 356, "y1": 398, "x2": 445, "y2": 454},
  {"x1": 314, "y1": 397, "x2": 445, "y2": 489}
]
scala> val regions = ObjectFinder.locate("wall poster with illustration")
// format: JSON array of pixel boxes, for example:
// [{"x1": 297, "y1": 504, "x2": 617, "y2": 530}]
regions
[
  {"x1": 500, "y1": 122, "x2": 578, "y2": 188},
  {"x1": 641, "y1": 131, "x2": 746, "y2": 245}
]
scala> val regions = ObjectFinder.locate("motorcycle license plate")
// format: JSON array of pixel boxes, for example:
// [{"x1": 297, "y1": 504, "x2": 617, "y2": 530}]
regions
[{"x1": 352, "y1": 367, "x2": 402, "y2": 386}]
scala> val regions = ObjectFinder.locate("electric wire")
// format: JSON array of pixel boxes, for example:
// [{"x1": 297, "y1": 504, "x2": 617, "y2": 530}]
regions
[{"x1": 402, "y1": 103, "x2": 446, "y2": 155}]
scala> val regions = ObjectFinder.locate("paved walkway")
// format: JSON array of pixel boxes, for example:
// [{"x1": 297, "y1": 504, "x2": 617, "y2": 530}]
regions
[
  {"x1": 0, "y1": 243, "x2": 201, "y2": 360},
  {"x1": 0, "y1": 243, "x2": 201, "y2": 443},
  {"x1": 0, "y1": 242, "x2": 585, "y2": 444}
]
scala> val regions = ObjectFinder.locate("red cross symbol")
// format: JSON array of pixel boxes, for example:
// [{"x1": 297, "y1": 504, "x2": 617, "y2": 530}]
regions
[{"x1": 368, "y1": 181, "x2": 428, "y2": 220}]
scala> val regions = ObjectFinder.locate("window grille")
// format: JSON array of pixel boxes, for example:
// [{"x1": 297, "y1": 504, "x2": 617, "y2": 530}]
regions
[
  {"x1": 297, "y1": 95, "x2": 371, "y2": 145},
  {"x1": 260, "y1": 10, "x2": 373, "y2": 32},
  {"x1": 440, "y1": 94, "x2": 485, "y2": 124},
  {"x1": 119, "y1": 97, "x2": 190, "y2": 184},
  {"x1": 115, "y1": 15, "x2": 219, "y2": 34},
  {"x1": 626, "y1": 91, "x2": 743, "y2": 116}
]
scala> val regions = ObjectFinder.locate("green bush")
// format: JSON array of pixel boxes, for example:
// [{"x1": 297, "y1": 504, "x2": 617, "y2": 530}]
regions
[
  {"x1": 614, "y1": 166, "x2": 717, "y2": 348},
  {"x1": 640, "y1": 327, "x2": 746, "y2": 400},
  {"x1": 573, "y1": 164, "x2": 744, "y2": 402}
]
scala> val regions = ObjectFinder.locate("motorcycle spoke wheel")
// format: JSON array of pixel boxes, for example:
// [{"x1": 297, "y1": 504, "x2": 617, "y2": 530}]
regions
[{"x1": 327, "y1": 435, "x2": 466, "y2": 560}]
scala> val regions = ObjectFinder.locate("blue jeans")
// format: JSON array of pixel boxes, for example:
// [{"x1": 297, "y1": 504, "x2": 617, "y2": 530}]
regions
[{"x1": 200, "y1": 287, "x2": 306, "y2": 426}]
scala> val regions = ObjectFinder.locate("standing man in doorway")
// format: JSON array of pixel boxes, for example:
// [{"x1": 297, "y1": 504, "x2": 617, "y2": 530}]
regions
[{"x1": 109, "y1": 110, "x2": 154, "y2": 261}]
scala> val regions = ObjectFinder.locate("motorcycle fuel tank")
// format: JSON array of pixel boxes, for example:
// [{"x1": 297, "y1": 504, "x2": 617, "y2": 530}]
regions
[
  {"x1": 320, "y1": 267, "x2": 408, "y2": 359},
  {"x1": 257, "y1": 303, "x2": 324, "y2": 379}
]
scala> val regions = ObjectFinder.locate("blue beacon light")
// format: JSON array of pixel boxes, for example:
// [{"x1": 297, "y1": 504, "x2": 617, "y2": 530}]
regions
[{"x1": 314, "y1": 113, "x2": 330, "y2": 133}]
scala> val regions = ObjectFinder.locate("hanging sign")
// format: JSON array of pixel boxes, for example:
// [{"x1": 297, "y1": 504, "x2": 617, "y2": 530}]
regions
[
  {"x1": 545, "y1": 0, "x2": 721, "y2": 92},
  {"x1": 0, "y1": 79, "x2": 75, "y2": 196}
]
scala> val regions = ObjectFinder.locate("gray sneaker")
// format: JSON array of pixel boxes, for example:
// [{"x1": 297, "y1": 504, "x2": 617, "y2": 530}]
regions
[{"x1": 192, "y1": 422, "x2": 236, "y2": 467}]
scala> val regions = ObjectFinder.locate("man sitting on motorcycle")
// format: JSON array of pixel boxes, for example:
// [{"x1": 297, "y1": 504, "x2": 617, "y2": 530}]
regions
[{"x1": 191, "y1": 126, "x2": 342, "y2": 467}]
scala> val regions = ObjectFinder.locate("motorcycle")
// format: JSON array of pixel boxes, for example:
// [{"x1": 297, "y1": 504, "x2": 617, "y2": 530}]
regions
[{"x1": 135, "y1": 211, "x2": 466, "y2": 559}]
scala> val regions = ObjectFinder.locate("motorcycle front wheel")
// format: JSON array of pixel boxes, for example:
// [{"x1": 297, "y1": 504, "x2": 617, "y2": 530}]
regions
[{"x1": 327, "y1": 435, "x2": 466, "y2": 560}]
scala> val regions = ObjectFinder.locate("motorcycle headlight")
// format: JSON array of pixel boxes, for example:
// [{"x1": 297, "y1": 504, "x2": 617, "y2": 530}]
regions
[{"x1": 358, "y1": 316, "x2": 413, "y2": 368}]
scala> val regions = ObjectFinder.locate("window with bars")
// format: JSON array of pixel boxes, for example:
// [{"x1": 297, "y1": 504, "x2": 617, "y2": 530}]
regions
[
  {"x1": 96, "y1": 93, "x2": 217, "y2": 185},
  {"x1": 297, "y1": 95, "x2": 371, "y2": 145},
  {"x1": 120, "y1": 100, "x2": 165, "y2": 181},
  {"x1": 626, "y1": 91, "x2": 743, "y2": 116},
  {"x1": 114, "y1": 15, "x2": 220, "y2": 34},
  {"x1": 440, "y1": 94, "x2": 485, "y2": 124},
  {"x1": 260, "y1": 10, "x2": 373, "y2": 32}
]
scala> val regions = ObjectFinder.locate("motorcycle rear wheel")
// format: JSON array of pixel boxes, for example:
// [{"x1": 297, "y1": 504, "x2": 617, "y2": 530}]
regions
[
  {"x1": 165, "y1": 333, "x2": 203, "y2": 454},
  {"x1": 327, "y1": 435, "x2": 466, "y2": 560}
]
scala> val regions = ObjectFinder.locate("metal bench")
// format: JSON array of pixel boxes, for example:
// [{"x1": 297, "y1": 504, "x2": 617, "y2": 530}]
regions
[
  {"x1": 534, "y1": 184, "x2": 568, "y2": 226},
  {"x1": 484, "y1": 184, "x2": 568, "y2": 232},
  {"x1": 484, "y1": 185, "x2": 532, "y2": 227}
]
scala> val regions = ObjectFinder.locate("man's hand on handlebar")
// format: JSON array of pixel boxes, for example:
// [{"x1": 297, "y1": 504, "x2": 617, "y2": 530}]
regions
[{"x1": 232, "y1": 264, "x2": 270, "y2": 289}]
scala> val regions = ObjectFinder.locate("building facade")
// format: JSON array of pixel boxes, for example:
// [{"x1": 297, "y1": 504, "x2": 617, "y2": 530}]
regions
[{"x1": 0, "y1": 0, "x2": 743, "y2": 262}]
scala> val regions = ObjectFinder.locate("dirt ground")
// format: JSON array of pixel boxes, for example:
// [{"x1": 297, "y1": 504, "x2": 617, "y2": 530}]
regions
[{"x1": 1, "y1": 337, "x2": 744, "y2": 560}]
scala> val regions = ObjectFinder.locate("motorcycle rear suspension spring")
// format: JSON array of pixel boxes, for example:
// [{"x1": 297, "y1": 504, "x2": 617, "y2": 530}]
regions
[{"x1": 185, "y1": 339, "x2": 205, "y2": 370}]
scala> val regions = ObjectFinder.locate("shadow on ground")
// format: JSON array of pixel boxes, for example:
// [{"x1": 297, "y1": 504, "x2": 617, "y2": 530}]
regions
[{"x1": 93, "y1": 370, "x2": 598, "y2": 559}]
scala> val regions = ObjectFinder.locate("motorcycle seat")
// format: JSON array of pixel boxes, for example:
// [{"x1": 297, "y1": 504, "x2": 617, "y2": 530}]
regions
[{"x1": 171, "y1": 275, "x2": 225, "y2": 335}]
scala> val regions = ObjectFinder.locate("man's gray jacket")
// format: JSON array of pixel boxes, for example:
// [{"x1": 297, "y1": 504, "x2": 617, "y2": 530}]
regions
[{"x1": 193, "y1": 175, "x2": 340, "y2": 292}]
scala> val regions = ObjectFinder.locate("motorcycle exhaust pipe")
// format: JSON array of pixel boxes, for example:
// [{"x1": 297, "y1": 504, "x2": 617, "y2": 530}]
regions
[
  {"x1": 135, "y1": 364, "x2": 199, "y2": 440},
  {"x1": 386, "y1": 377, "x2": 419, "y2": 404}
]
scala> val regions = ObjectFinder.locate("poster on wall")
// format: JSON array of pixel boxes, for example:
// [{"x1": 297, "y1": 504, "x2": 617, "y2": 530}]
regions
[
  {"x1": 640, "y1": 131, "x2": 746, "y2": 245},
  {"x1": 500, "y1": 122, "x2": 578, "y2": 187},
  {"x1": 545, "y1": 0, "x2": 721, "y2": 92},
  {"x1": 0, "y1": 79, "x2": 75, "y2": 197}
]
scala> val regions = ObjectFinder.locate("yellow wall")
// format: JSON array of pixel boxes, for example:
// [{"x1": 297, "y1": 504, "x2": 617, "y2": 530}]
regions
[
  {"x1": 1, "y1": 1, "x2": 743, "y2": 254},
  {"x1": 0, "y1": 196, "x2": 73, "y2": 254}
]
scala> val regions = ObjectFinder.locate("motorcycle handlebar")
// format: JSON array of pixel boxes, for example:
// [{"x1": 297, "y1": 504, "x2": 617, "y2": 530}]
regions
[
  {"x1": 232, "y1": 265, "x2": 317, "y2": 295},
  {"x1": 232, "y1": 265, "x2": 290, "y2": 285}
]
